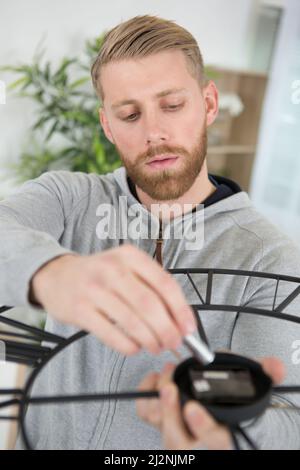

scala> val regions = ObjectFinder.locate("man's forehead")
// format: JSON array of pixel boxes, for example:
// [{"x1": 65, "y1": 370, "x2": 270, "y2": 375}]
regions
[
  {"x1": 111, "y1": 87, "x2": 188, "y2": 109},
  {"x1": 101, "y1": 50, "x2": 195, "y2": 107}
]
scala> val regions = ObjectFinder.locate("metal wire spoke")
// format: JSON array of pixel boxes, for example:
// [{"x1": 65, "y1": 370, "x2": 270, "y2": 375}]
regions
[
  {"x1": 186, "y1": 271, "x2": 205, "y2": 304},
  {"x1": 0, "y1": 306, "x2": 65, "y2": 344},
  {"x1": 0, "y1": 306, "x2": 68, "y2": 365},
  {"x1": 273, "y1": 386, "x2": 300, "y2": 393},
  {"x1": 268, "y1": 404, "x2": 300, "y2": 412},
  {"x1": 0, "y1": 416, "x2": 19, "y2": 421},
  {"x1": 0, "y1": 390, "x2": 159, "y2": 410}
]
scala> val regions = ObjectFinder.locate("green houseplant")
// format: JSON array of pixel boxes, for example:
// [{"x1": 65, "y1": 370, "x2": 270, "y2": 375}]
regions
[
  {"x1": 1, "y1": 35, "x2": 221, "y2": 184},
  {"x1": 2, "y1": 35, "x2": 121, "y2": 182}
]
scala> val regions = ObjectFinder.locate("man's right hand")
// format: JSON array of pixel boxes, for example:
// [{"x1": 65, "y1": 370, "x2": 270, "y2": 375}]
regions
[{"x1": 30, "y1": 244, "x2": 197, "y2": 356}]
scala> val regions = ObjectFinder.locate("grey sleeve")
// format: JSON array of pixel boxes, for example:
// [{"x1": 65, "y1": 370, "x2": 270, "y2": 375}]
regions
[
  {"x1": 0, "y1": 171, "x2": 77, "y2": 308},
  {"x1": 230, "y1": 235, "x2": 300, "y2": 449}
]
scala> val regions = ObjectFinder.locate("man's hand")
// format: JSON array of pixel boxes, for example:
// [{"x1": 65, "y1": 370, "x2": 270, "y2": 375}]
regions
[
  {"x1": 30, "y1": 244, "x2": 197, "y2": 355},
  {"x1": 136, "y1": 357, "x2": 285, "y2": 450}
]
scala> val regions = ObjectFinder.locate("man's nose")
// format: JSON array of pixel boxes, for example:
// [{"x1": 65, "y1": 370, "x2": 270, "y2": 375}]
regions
[{"x1": 143, "y1": 112, "x2": 169, "y2": 145}]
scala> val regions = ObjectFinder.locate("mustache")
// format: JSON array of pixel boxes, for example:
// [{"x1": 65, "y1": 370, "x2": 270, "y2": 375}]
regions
[{"x1": 137, "y1": 145, "x2": 189, "y2": 163}]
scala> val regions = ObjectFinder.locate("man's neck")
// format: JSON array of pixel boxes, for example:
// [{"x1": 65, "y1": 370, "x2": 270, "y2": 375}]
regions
[{"x1": 135, "y1": 160, "x2": 216, "y2": 221}]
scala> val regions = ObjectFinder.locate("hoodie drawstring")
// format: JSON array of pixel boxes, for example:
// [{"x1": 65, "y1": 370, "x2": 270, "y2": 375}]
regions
[{"x1": 154, "y1": 220, "x2": 163, "y2": 266}]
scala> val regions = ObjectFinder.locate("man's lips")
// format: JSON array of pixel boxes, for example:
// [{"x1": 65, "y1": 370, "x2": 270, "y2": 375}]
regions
[
  {"x1": 146, "y1": 155, "x2": 179, "y2": 169},
  {"x1": 147, "y1": 154, "x2": 178, "y2": 164}
]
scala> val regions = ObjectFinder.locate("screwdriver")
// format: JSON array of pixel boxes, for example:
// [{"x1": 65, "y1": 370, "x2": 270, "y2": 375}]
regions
[
  {"x1": 170, "y1": 334, "x2": 215, "y2": 365},
  {"x1": 183, "y1": 334, "x2": 215, "y2": 365}
]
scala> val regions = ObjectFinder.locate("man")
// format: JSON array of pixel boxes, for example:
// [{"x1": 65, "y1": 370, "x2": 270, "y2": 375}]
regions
[{"x1": 1, "y1": 15, "x2": 300, "y2": 449}]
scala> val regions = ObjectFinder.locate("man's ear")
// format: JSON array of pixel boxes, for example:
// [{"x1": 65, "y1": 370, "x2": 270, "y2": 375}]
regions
[
  {"x1": 203, "y1": 81, "x2": 219, "y2": 127},
  {"x1": 99, "y1": 108, "x2": 115, "y2": 144}
]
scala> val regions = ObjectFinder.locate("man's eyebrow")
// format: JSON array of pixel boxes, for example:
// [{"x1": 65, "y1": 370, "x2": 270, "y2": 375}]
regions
[
  {"x1": 111, "y1": 88, "x2": 187, "y2": 109},
  {"x1": 156, "y1": 87, "x2": 187, "y2": 98}
]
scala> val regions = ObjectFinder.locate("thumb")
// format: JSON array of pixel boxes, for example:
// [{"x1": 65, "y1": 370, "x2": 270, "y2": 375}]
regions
[{"x1": 160, "y1": 383, "x2": 189, "y2": 449}]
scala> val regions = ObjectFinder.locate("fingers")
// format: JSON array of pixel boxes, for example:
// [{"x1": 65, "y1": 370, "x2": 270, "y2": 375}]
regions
[
  {"x1": 40, "y1": 244, "x2": 197, "y2": 357},
  {"x1": 89, "y1": 244, "x2": 197, "y2": 354},
  {"x1": 160, "y1": 380, "x2": 231, "y2": 450},
  {"x1": 259, "y1": 356, "x2": 285, "y2": 384},
  {"x1": 160, "y1": 382, "x2": 192, "y2": 449},
  {"x1": 137, "y1": 372, "x2": 161, "y2": 427},
  {"x1": 88, "y1": 286, "x2": 163, "y2": 355},
  {"x1": 137, "y1": 362, "x2": 234, "y2": 451},
  {"x1": 183, "y1": 401, "x2": 232, "y2": 450},
  {"x1": 74, "y1": 302, "x2": 140, "y2": 356},
  {"x1": 106, "y1": 271, "x2": 183, "y2": 351},
  {"x1": 119, "y1": 245, "x2": 197, "y2": 335},
  {"x1": 137, "y1": 363, "x2": 176, "y2": 429}
]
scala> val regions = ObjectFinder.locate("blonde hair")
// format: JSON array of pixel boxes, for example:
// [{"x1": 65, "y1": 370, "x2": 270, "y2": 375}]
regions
[{"x1": 91, "y1": 15, "x2": 205, "y2": 101}]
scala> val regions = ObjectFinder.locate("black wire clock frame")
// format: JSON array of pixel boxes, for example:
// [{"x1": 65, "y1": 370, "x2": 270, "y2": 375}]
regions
[{"x1": 1, "y1": 268, "x2": 300, "y2": 450}]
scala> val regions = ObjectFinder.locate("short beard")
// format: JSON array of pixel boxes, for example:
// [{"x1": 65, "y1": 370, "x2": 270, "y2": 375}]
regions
[{"x1": 116, "y1": 126, "x2": 207, "y2": 201}]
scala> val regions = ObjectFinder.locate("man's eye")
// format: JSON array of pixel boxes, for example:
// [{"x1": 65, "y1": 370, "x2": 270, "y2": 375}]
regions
[
  {"x1": 165, "y1": 103, "x2": 184, "y2": 110},
  {"x1": 123, "y1": 113, "x2": 139, "y2": 122}
]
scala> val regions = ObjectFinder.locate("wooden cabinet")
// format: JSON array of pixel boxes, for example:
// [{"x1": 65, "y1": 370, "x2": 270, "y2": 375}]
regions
[{"x1": 207, "y1": 67, "x2": 268, "y2": 191}]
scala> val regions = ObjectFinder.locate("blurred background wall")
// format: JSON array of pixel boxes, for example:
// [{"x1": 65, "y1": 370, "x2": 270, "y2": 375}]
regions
[{"x1": 250, "y1": 0, "x2": 300, "y2": 244}]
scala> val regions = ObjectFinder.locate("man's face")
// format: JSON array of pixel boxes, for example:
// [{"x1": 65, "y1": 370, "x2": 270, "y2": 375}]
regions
[{"x1": 100, "y1": 50, "x2": 213, "y2": 200}]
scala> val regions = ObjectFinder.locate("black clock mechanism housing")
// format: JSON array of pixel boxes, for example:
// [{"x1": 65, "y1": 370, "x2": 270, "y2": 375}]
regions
[{"x1": 173, "y1": 352, "x2": 273, "y2": 426}]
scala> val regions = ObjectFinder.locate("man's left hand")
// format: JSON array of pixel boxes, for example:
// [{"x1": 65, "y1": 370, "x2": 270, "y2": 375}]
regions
[{"x1": 136, "y1": 356, "x2": 285, "y2": 450}]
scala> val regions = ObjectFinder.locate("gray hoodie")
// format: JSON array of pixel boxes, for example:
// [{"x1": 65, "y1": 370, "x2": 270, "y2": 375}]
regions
[{"x1": 1, "y1": 167, "x2": 300, "y2": 449}]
